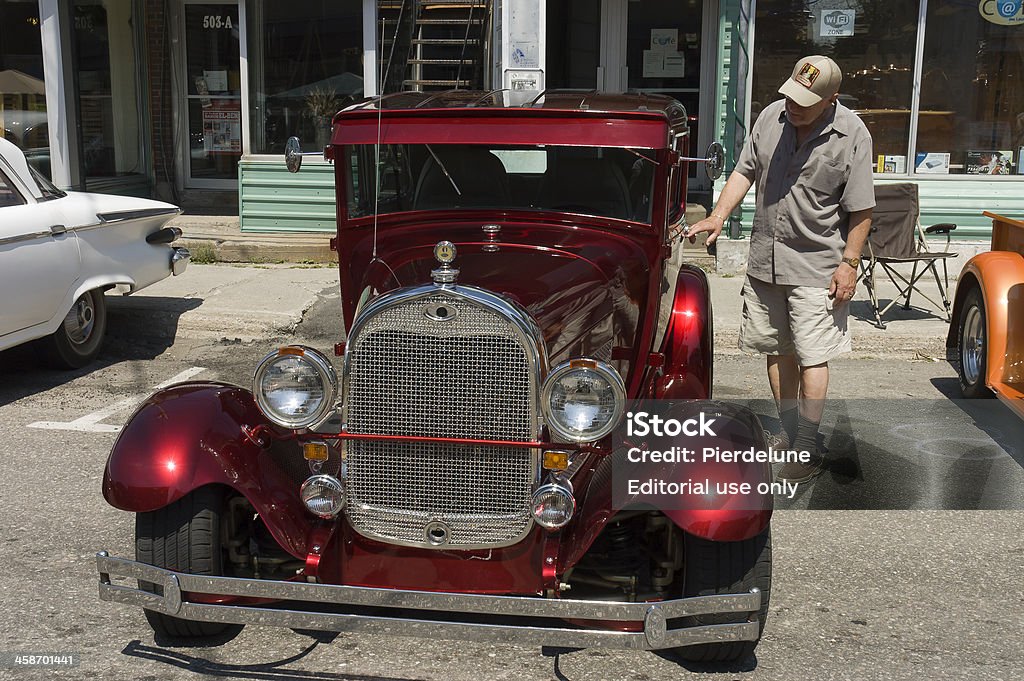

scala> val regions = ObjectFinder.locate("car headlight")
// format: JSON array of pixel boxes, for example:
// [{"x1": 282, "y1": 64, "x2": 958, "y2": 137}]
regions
[
  {"x1": 300, "y1": 474, "x2": 345, "y2": 518},
  {"x1": 253, "y1": 346, "x2": 338, "y2": 429},
  {"x1": 532, "y1": 480, "x2": 575, "y2": 529},
  {"x1": 541, "y1": 359, "x2": 626, "y2": 442}
]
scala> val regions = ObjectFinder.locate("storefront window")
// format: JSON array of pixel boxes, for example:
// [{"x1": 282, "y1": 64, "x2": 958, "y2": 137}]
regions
[
  {"x1": 73, "y1": 0, "x2": 146, "y2": 187},
  {"x1": 752, "y1": 1, "x2": 918, "y2": 170},
  {"x1": 247, "y1": 0, "x2": 364, "y2": 155},
  {"x1": 0, "y1": 0, "x2": 49, "y2": 178},
  {"x1": 918, "y1": 2, "x2": 1024, "y2": 176}
]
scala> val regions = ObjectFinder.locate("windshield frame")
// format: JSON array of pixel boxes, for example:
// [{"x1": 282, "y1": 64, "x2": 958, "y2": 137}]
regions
[{"x1": 343, "y1": 142, "x2": 664, "y2": 227}]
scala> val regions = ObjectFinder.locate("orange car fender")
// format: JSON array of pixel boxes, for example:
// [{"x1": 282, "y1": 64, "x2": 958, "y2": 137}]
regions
[{"x1": 948, "y1": 251, "x2": 1024, "y2": 386}]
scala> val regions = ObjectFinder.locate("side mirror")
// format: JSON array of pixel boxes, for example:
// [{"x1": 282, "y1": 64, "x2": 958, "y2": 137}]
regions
[
  {"x1": 285, "y1": 136, "x2": 303, "y2": 173},
  {"x1": 705, "y1": 142, "x2": 725, "y2": 181},
  {"x1": 677, "y1": 141, "x2": 726, "y2": 181}
]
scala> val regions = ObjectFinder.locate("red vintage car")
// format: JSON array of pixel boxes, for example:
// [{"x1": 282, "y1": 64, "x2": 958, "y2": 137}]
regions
[{"x1": 97, "y1": 91, "x2": 773, "y2": 664}]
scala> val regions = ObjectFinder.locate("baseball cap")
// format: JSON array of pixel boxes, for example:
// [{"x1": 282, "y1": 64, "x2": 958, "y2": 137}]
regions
[{"x1": 778, "y1": 56, "x2": 842, "y2": 107}]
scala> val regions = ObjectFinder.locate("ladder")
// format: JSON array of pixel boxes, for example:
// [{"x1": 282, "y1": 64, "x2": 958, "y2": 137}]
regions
[{"x1": 378, "y1": 0, "x2": 491, "y2": 93}]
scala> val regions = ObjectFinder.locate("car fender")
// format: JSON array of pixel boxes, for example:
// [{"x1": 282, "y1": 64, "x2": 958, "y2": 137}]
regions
[
  {"x1": 947, "y1": 251, "x2": 1024, "y2": 386},
  {"x1": 562, "y1": 401, "x2": 772, "y2": 569},
  {"x1": 653, "y1": 266, "x2": 712, "y2": 399},
  {"x1": 102, "y1": 382, "x2": 311, "y2": 559}
]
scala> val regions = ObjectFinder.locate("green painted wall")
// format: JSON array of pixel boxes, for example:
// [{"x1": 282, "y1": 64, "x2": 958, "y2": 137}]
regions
[{"x1": 239, "y1": 159, "x2": 336, "y2": 233}]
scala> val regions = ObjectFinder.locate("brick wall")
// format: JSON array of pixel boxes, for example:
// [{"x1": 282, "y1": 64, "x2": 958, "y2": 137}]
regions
[{"x1": 145, "y1": 0, "x2": 176, "y2": 202}]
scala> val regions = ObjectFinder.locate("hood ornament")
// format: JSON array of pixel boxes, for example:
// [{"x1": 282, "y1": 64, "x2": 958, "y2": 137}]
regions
[{"x1": 431, "y1": 241, "x2": 459, "y2": 285}]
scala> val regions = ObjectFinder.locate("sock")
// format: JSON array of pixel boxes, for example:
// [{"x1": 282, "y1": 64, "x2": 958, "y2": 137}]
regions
[
  {"x1": 779, "y1": 407, "x2": 799, "y2": 446},
  {"x1": 793, "y1": 415, "x2": 820, "y2": 457}
]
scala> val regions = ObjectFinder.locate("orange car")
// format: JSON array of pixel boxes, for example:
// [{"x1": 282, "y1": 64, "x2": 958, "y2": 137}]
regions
[{"x1": 948, "y1": 212, "x2": 1024, "y2": 417}]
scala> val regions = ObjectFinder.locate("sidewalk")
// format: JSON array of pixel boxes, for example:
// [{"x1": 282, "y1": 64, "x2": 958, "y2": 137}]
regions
[{"x1": 165, "y1": 214, "x2": 958, "y2": 358}]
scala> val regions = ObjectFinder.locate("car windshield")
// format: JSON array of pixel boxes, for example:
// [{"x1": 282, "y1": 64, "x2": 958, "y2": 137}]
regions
[
  {"x1": 346, "y1": 144, "x2": 657, "y2": 224},
  {"x1": 28, "y1": 165, "x2": 66, "y2": 201}
]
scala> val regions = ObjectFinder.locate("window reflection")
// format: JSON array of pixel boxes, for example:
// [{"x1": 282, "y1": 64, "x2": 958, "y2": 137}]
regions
[
  {"x1": 247, "y1": 0, "x2": 364, "y2": 155},
  {"x1": 752, "y1": 1, "x2": 918, "y2": 169},
  {"x1": 0, "y1": 0, "x2": 49, "y2": 178},
  {"x1": 919, "y1": 2, "x2": 1024, "y2": 175}
]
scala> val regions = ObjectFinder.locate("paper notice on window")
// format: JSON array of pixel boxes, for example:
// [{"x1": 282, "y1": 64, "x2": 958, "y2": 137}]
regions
[
  {"x1": 650, "y1": 29, "x2": 678, "y2": 52},
  {"x1": 820, "y1": 10, "x2": 855, "y2": 36},
  {"x1": 202, "y1": 102, "x2": 241, "y2": 155},
  {"x1": 643, "y1": 51, "x2": 685, "y2": 78},
  {"x1": 203, "y1": 70, "x2": 228, "y2": 92}
]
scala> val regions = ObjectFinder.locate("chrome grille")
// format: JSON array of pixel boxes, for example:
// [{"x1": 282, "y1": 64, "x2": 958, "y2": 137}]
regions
[{"x1": 344, "y1": 291, "x2": 539, "y2": 548}]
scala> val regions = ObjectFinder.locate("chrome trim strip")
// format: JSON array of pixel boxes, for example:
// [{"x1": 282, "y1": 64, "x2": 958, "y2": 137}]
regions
[
  {"x1": 0, "y1": 230, "x2": 54, "y2": 247},
  {"x1": 96, "y1": 553, "x2": 761, "y2": 650},
  {"x1": 65, "y1": 207, "x2": 182, "y2": 235},
  {"x1": 97, "y1": 207, "x2": 182, "y2": 224}
]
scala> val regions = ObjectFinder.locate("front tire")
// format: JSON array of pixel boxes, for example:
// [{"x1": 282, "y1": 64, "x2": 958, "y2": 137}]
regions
[
  {"x1": 135, "y1": 485, "x2": 241, "y2": 640},
  {"x1": 674, "y1": 528, "x2": 772, "y2": 663},
  {"x1": 40, "y1": 289, "x2": 107, "y2": 369},
  {"x1": 957, "y1": 287, "x2": 993, "y2": 398}
]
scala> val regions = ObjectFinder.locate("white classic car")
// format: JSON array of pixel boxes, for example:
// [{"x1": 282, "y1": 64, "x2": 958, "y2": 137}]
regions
[{"x1": 0, "y1": 137, "x2": 189, "y2": 368}]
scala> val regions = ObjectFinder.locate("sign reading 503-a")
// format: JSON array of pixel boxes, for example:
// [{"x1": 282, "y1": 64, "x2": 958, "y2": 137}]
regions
[{"x1": 202, "y1": 15, "x2": 234, "y2": 29}]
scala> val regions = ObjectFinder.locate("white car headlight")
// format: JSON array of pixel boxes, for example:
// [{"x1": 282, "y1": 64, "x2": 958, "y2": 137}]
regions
[
  {"x1": 253, "y1": 346, "x2": 338, "y2": 429},
  {"x1": 541, "y1": 359, "x2": 626, "y2": 442}
]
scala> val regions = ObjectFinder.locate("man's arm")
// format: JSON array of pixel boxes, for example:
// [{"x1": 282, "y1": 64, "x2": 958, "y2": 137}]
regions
[
  {"x1": 829, "y1": 207, "x2": 872, "y2": 304},
  {"x1": 684, "y1": 170, "x2": 754, "y2": 246}
]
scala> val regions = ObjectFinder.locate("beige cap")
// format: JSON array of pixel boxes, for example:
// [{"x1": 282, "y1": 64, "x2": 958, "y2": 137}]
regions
[{"x1": 778, "y1": 56, "x2": 842, "y2": 107}]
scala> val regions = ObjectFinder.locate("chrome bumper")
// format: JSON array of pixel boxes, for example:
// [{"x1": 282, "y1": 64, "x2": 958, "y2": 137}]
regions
[
  {"x1": 171, "y1": 247, "x2": 190, "y2": 276},
  {"x1": 96, "y1": 552, "x2": 761, "y2": 650}
]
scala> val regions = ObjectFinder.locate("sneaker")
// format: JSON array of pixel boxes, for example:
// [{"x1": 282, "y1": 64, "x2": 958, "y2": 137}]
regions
[{"x1": 776, "y1": 452, "x2": 824, "y2": 484}]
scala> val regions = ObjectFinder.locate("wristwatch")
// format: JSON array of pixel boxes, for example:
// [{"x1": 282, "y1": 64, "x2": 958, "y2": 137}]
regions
[{"x1": 840, "y1": 257, "x2": 861, "y2": 270}]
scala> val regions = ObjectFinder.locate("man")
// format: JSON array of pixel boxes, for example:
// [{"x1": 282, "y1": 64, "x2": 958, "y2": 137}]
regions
[{"x1": 687, "y1": 55, "x2": 874, "y2": 483}]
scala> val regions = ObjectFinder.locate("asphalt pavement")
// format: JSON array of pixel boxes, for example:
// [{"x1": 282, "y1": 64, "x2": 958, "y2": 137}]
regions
[{"x1": 0, "y1": 263, "x2": 1020, "y2": 680}]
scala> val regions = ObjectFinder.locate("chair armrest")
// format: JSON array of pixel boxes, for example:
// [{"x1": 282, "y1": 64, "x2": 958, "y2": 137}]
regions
[{"x1": 925, "y1": 223, "x2": 956, "y2": 235}]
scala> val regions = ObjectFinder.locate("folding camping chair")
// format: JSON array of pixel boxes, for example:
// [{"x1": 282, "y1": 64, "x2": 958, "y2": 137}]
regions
[{"x1": 859, "y1": 182, "x2": 957, "y2": 329}]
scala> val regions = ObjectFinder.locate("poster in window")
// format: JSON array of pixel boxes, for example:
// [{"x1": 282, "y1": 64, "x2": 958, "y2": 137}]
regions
[
  {"x1": 915, "y1": 152, "x2": 950, "y2": 174},
  {"x1": 965, "y1": 150, "x2": 1014, "y2": 175},
  {"x1": 643, "y1": 51, "x2": 685, "y2": 78},
  {"x1": 202, "y1": 101, "x2": 241, "y2": 155}
]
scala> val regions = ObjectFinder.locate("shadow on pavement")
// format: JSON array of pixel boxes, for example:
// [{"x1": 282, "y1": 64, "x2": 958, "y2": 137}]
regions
[
  {"x1": 121, "y1": 633, "x2": 416, "y2": 681},
  {"x1": 0, "y1": 296, "x2": 202, "y2": 409},
  {"x1": 744, "y1": 397, "x2": 1024, "y2": 510}
]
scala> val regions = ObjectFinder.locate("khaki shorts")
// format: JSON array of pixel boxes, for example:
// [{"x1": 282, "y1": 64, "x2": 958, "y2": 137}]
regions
[{"x1": 738, "y1": 275, "x2": 851, "y2": 366}]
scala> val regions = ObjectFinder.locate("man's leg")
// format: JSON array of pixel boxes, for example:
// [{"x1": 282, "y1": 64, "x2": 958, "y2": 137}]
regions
[
  {"x1": 791, "y1": 362, "x2": 829, "y2": 460},
  {"x1": 777, "y1": 282, "x2": 850, "y2": 483},
  {"x1": 767, "y1": 354, "x2": 800, "y2": 446}
]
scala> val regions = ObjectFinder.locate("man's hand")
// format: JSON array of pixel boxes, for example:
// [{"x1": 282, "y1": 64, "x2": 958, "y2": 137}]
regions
[
  {"x1": 684, "y1": 214, "x2": 725, "y2": 246},
  {"x1": 829, "y1": 261, "x2": 858, "y2": 305}
]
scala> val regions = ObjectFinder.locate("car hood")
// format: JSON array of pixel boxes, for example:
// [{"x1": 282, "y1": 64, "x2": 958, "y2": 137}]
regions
[{"x1": 339, "y1": 215, "x2": 661, "y2": 373}]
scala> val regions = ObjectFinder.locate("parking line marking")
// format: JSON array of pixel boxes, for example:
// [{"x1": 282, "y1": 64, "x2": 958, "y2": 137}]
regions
[{"x1": 28, "y1": 367, "x2": 207, "y2": 433}]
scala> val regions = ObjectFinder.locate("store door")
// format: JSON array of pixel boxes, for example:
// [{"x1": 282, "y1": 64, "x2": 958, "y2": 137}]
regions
[
  {"x1": 546, "y1": 0, "x2": 716, "y2": 195},
  {"x1": 180, "y1": 1, "x2": 243, "y2": 188}
]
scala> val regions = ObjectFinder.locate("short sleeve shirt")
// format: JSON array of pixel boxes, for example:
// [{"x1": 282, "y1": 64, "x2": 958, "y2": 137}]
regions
[{"x1": 735, "y1": 99, "x2": 875, "y2": 287}]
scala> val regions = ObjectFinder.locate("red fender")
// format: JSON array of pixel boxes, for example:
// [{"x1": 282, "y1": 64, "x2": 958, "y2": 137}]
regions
[
  {"x1": 655, "y1": 266, "x2": 712, "y2": 399},
  {"x1": 102, "y1": 382, "x2": 312, "y2": 559},
  {"x1": 562, "y1": 401, "x2": 773, "y2": 569}
]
